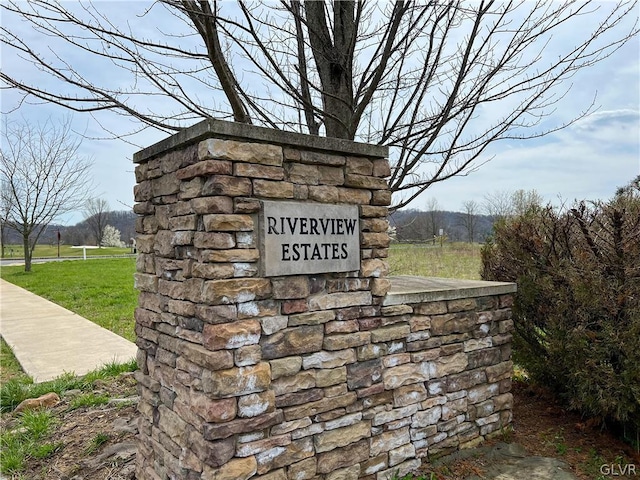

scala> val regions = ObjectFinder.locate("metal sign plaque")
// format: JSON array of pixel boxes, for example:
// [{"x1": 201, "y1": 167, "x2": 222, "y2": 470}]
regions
[{"x1": 261, "y1": 201, "x2": 360, "y2": 276}]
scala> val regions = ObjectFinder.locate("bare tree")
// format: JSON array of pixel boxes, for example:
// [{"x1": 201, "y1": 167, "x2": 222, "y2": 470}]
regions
[
  {"x1": 0, "y1": 118, "x2": 93, "y2": 271},
  {"x1": 461, "y1": 200, "x2": 480, "y2": 243},
  {"x1": 425, "y1": 197, "x2": 444, "y2": 241},
  {"x1": 84, "y1": 198, "x2": 111, "y2": 247},
  {"x1": 484, "y1": 188, "x2": 543, "y2": 221},
  {"x1": 1, "y1": 1, "x2": 637, "y2": 210},
  {"x1": 0, "y1": 180, "x2": 14, "y2": 258},
  {"x1": 483, "y1": 190, "x2": 515, "y2": 221}
]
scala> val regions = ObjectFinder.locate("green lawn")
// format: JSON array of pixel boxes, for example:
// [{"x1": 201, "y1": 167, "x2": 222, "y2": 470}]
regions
[
  {"x1": 1, "y1": 258, "x2": 138, "y2": 342},
  {"x1": 388, "y1": 242, "x2": 483, "y2": 280},
  {"x1": 2, "y1": 244, "x2": 131, "y2": 259}
]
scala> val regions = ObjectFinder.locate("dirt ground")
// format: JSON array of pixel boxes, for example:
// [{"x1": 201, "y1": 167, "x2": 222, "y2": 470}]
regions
[{"x1": 2, "y1": 377, "x2": 638, "y2": 480}]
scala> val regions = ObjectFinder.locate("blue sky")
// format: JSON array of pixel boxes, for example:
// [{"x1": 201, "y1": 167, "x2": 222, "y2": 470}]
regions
[{"x1": 1, "y1": 2, "x2": 638, "y2": 224}]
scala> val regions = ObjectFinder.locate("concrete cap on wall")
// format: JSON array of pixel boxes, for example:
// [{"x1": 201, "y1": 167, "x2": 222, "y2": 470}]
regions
[{"x1": 133, "y1": 118, "x2": 389, "y2": 163}]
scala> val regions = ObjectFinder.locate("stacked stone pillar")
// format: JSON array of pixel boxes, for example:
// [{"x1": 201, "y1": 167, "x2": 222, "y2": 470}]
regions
[{"x1": 133, "y1": 120, "x2": 392, "y2": 479}]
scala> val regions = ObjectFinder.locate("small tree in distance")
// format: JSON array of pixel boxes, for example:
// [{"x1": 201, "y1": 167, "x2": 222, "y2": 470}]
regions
[
  {"x1": 0, "y1": 117, "x2": 93, "y2": 271},
  {"x1": 101, "y1": 225, "x2": 126, "y2": 248},
  {"x1": 84, "y1": 198, "x2": 110, "y2": 247}
]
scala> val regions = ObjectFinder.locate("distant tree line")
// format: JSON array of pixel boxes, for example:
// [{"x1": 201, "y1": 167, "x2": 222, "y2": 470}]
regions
[{"x1": 1, "y1": 209, "x2": 136, "y2": 249}]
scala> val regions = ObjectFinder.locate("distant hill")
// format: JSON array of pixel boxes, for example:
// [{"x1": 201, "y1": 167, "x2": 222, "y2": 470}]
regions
[
  {"x1": 2, "y1": 210, "x2": 136, "y2": 246},
  {"x1": 390, "y1": 209, "x2": 495, "y2": 243}
]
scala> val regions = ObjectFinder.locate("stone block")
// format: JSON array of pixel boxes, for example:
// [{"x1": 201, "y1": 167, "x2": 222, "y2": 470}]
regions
[
  {"x1": 276, "y1": 388, "x2": 324, "y2": 409},
  {"x1": 284, "y1": 392, "x2": 356, "y2": 421},
  {"x1": 308, "y1": 185, "x2": 340, "y2": 203},
  {"x1": 309, "y1": 292, "x2": 372, "y2": 311},
  {"x1": 256, "y1": 438, "x2": 315, "y2": 475},
  {"x1": 412, "y1": 406, "x2": 442, "y2": 428},
  {"x1": 431, "y1": 313, "x2": 476, "y2": 335},
  {"x1": 254, "y1": 179, "x2": 294, "y2": 198},
  {"x1": 236, "y1": 435, "x2": 292, "y2": 458},
  {"x1": 271, "y1": 370, "x2": 316, "y2": 396},
  {"x1": 361, "y1": 259, "x2": 389, "y2": 277},
  {"x1": 346, "y1": 359, "x2": 382, "y2": 390},
  {"x1": 261, "y1": 325, "x2": 324, "y2": 360},
  {"x1": 203, "y1": 319, "x2": 261, "y2": 350},
  {"x1": 235, "y1": 163, "x2": 284, "y2": 180},
  {"x1": 289, "y1": 310, "x2": 335, "y2": 326},
  {"x1": 389, "y1": 443, "x2": 415, "y2": 467},
  {"x1": 238, "y1": 390, "x2": 276, "y2": 418},
  {"x1": 393, "y1": 384, "x2": 428, "y2": 407},
  {"x1": 318, "y1": 165, "x2": 345, "y2": 185},
  {"x1": 203, "y1": 410, "x2": 283, "y2": 441},
  {"x1": 202, "y1": 363, "x2": 271, "y2": 398},
  {"x1": 299, "y1": 150, "x2": 345, "y2": 166},
  {"x1": 204, "y1": 214, "x2": 254, "y2": 231},
  {"x1": 269, "y1": 357, "x2": 302, "y2": 380},
  {"x1": 372, "y1": 159, "x2": 391, "y2": 177},
  {"x1": 191, "y1": 392, "x2": 237, "y2": 423},
  {"x1": 195, "y1": 304, "x2": 237, "y2": 324},
  {"x1": 285, "y1": 459, "x2": 316, "y2": 480},
  {"x1": 361, "y1": 232, "x2": 391, "y2": 248},
  {"x1": 203, "y1": 175, "x2": 252, "y2": 197},
  {"x1": 272, "y1": 276, "x2": 311, "y2": 300},
  {"x1": 382, "y1": 363, "x2": 429, "y2": 390},
  {"x1": 485, "y1": 361, "x2": 513, "y2": 383},
  {"x1": 261, "y1": 316, "x2": 289, "y2": 336},
  {"x1": 316, "y1": 367, "x2": 347, "y2": 387},
  {"x1": 202, "y1": 248, "x2": 260, "y2": 263},
  {"x1": 202, "y1": 456, "x2": 257, "y2": 480},
  {"x1": 187, "y1": 430, "x2": 235, "y2": 468},
  {"x1": 372, "y1": 190, "x2": 392, "y2": 206},
  {"x1": 286, "y1": 163, "x2": 319, "y2": 184},
  {"x1": 337, "y1": 187, "x2": 372, "y2": 204},
  {"x1": 429, "y1": 353, "x2": 469, "y2": 379},
  {"x1": 317, "y1": 438, "x2": 369, "y2": 474},
  {"x1": 203, "y1": 278, "x2": 271, "y2": 305},
  {"x1": 371, "y1": 278, "x2": 392, "y2": 297},
  {"x1": 302, "y1": 349, "x2": 356, "y2": 370},
  {"x1": 467, "y1": 383, "x2": 500, "y2": 404},
  {"x1": 372, "y1": 405, "x2": 418, "y2": 427},
  {"x1": 345, "y1": 157, "x2": 373, "y2": 175},
  {"x1": 323, "y1": 332, "x2": 371, "y2": 351},
  {"x1": 370, "y1": 426, "x2": 410, "y2": 456},
  {"x1": 191, "y1": 196, "x2": 234, "y2": 214},
  {"x1": 314, "y1": 421, "x2": 371, "y2": 453},
  {"x1": 464, "y1": 338, "x2": 494, "y2": 352},
  {"x1": 344, "y1": 174, "x2": 387, "y2": 190},
  {"x1": 199, "y1": 138, "x2": 283, "y2": 166},
  {"x1": 370, "y1": 324, "x2": 410, "y2": 343},
  {"x1": 176, "y1": 160, "x2": 232, "y2": 180},
  {"x1": 236, "y1": 344, "x2": 262, "y2": 366},
  {"x1": 194, "y1": 232, "x2": 235, "y2": 249}
]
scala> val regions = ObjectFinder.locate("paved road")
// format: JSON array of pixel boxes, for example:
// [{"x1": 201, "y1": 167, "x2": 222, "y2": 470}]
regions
[{"x1": 0, "y1": 279, "x2": 137, "y2": 383}]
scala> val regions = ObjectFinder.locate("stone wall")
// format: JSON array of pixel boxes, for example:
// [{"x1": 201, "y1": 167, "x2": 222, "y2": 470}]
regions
[{"x1": 132, "y1": 120, "x2": 515, "y2": 480}]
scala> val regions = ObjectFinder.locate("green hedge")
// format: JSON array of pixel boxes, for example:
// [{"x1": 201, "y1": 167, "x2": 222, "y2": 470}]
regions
[{"x1": 481, "y1": 179, "x2": 640, "y2": 436}]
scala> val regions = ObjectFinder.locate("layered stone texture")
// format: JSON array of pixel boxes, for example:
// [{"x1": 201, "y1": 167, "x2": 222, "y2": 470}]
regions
[{"x1": 133, "y1": 119, "x2": 515, "y2": 480}]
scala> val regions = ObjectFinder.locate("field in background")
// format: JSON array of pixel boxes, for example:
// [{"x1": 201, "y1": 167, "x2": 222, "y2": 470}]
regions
[
  {"x1": 388, "y1": 242, "x2": 483, "y2": 280},
  {"x1": 2, "y1": 245, "x2": 132, "y2": 259},
  {"x1": 0, "y1": 258, "x2": 138, "y2": 342}
]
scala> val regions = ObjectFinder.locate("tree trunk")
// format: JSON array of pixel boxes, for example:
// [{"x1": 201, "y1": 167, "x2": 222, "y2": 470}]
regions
[
  {"x1": 305, "y1": 0, "x2": 355, "y2": 139},
  {"x1": 23, "y1": 232, "x2": 32, "y2": 272}
]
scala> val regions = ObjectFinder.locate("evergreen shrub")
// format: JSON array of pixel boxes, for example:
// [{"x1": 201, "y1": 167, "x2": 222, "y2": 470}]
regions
[{"x1": 481, "y1": 178, "x2": 640, "y2": 436}]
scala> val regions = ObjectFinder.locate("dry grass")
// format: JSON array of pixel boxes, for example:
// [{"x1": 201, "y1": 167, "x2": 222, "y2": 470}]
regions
[{"x1": 388, "y1": 242, "x2": 483, "y2": 280}]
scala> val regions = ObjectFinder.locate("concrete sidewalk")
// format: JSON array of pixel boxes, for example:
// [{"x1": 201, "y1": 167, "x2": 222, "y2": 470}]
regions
[{"x1": 0, "y1": 279, "x2": 137, "y2": 383}]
